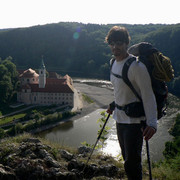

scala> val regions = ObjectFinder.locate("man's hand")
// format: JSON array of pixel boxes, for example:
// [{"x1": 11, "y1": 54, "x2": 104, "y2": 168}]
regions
[
  {"x1": 106, "y1": 101, "x2": 115, "y2": 114},
  {"x1": 106, "y1": 107, "x2": 113, "y2": 114},
  {"x1": 143, "y1": 126, "x2": 156, "y2": 141}
]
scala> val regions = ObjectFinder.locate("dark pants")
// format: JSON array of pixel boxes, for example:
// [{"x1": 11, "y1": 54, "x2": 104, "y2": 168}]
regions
[{"x1": 116, "y1": 123, "x2": 143, "y2": 180}]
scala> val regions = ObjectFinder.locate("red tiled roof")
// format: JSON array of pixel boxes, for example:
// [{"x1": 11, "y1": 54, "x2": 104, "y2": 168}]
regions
[
  {"x1": 46, "y1": 78, "x2": 66, "y2": 85},
  {"x1": 19, "y1": 68, "x2": 39, "y2": 78},
  {"x1": 19, "y1": 68, "x2": 74, "y2": 93},
  {"x1": 48, "y1": 72, "x2": 62, "y2": 79},
  {"x1": 22, "y1": 81, "x2": 74, "y2": 93},
  {"x1": 24, "y1": 83, "x2": 74, "y2": 93}
]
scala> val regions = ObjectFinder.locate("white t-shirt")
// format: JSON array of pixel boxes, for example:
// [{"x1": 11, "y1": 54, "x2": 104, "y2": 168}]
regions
[{"x1": 110, "y1": 54, "x2": 157, "y2": 129}]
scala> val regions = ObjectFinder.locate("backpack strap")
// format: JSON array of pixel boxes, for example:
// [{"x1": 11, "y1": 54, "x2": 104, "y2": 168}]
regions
[
  {"x1": 110, "y1": 56, "x2": 142, "y2": 102},
  {"x1": 110, "y1": 58, "x2": 115, "y2": 70},
  {"x1": 122, "y1": 57, "x2": 142, "y2": 102},
  {"x1": 110, "y1": 58, "x2": 123, "y2": 79}
]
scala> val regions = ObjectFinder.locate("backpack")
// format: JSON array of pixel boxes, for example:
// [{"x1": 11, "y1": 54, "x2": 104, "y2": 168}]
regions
[{"x1": 110, "y1": 42, "x2": 174, "y2": 119}]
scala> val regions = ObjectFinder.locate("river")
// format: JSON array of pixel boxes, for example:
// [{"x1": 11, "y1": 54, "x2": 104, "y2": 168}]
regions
[{"x1": 38, "y1": 78, "x2": 175, "y2": 162}]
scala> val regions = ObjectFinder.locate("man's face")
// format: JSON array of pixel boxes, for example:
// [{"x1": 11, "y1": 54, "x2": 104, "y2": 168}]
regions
[{"x1": 109, "y1": 41, "x2": 128, "y2": 57}]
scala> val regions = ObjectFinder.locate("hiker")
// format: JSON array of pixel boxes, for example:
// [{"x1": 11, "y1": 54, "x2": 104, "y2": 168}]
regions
[{"x1": 106, "y1": 26, "x2": 157, "y2": 180}]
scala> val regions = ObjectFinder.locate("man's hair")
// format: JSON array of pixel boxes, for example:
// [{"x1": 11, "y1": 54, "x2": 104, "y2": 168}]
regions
[{"x1": 105, "y1": 26, "x2": 131, "y2": 45}]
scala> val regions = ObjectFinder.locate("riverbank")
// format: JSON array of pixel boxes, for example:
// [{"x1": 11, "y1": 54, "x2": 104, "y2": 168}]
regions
[{"x1": 0, "y1": 82, "x2": 113, "y2": 137}]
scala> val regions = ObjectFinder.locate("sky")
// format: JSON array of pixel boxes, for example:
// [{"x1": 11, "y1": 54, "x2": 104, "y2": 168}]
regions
[{"x1": 0, "y1": 0, "x2": 180, "y2": 29}]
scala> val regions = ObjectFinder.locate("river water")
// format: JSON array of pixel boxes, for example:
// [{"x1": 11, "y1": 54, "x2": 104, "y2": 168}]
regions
[{"x1": 38, "y1": 79, "x2": 174, "y2": 162}]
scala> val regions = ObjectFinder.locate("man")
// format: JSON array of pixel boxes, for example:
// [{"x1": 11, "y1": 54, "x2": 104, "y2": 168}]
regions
[{"x1": 106, "y1": 26, "x2": 157, "y2": 180}]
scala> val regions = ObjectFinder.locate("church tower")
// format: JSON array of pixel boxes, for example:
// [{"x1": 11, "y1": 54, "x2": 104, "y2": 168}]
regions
[{"x1": 39, "y1": 57, "x2": 46, "y2": 88}]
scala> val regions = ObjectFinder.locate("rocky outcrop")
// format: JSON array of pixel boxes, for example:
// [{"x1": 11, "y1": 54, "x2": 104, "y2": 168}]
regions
[{"x1": 0, "y1": 137, "x2": 124, "y2": 180}]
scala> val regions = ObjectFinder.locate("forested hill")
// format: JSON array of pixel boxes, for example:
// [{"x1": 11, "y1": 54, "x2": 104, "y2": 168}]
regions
[{"x1": 0, "y1": 22, "x2": 180, "y2": 94}]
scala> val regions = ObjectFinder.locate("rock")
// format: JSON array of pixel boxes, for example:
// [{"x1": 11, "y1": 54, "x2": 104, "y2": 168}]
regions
[
  {"x1": 99, "y1": 164, "x2": 119, "y2": 177},
  {"x1": 60, "y1": 149, "x2": 74, "y2": 161},
  {"x1": 0, "y1": 164, "x2": 17, "y2": 180},
  {"x1": 68, "y1": 159, "x2": 84, "y2": 171},
  {"x1": 38, "y1": 149, "x2": 50, "y2": 158},
  {"x1": 45, "y1": 156, "x2": 60, "y2": 168},
  {"x1": 78, "y1": 146, "x2": 91, "y2": 155},
  {"x1": 0, "y1": 137, "x2": 122, "y2": 180},
  {"x1": 48, "y1": 167, "x2": 63, "y2": 178},
  {"x1": 34, "y1": 164, "x2": 44, "y2": 175},
  {"x1": 64, "y1": 171, "x2": 78, "y2": 180}
]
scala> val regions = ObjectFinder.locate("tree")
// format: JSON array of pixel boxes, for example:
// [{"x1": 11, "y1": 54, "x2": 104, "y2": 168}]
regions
[
  {"x1": 2, "y1": 57, "x2": 18, "y2": 85},
  {"x1": 0, "y1": 64, "x2": 8, "y2": 80},
  {"x1": 0, "y1": 57, "x2": 19, "y2": 105},
  {"x1": 0, "y1": 128, "x2": 5, "y2": 139},
  {"x1": 0, "y1": 76, "x2": 13, "y2": 103},
  {"x1": 100, "y1": 63, "x2": 110, "y2": 79}
]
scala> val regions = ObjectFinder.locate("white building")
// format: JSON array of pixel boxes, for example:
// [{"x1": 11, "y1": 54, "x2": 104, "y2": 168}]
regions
[{"x1": 17, "y1": 60, "x2": 74, "y2": 107}]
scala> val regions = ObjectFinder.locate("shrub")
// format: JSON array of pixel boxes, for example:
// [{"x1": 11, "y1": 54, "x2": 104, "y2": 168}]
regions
[{"x1": 0, "y1": 128, "x2": 5, "y2": 139}]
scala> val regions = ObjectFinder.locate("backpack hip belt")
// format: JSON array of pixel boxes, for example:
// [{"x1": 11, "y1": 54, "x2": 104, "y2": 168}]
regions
[{"x1": 115, "y1": 102, "x2": 145, "y2": 118}]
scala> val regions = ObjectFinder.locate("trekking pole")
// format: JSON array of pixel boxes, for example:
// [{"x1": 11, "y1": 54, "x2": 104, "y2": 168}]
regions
[
  {"x1": 146, "y1": 140, "x2": 152, "y2": 180},
  {"x1": 141, "y1": 121, "x2": 152, "y2": 180},
  {"x1": 83, "y1": 113, "x2": 111, "y2": 172}
]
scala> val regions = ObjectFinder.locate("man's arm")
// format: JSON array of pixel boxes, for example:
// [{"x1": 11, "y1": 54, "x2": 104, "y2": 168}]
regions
[{"x1": 132, "y1": 62, "x2": 157, "y2": 140}]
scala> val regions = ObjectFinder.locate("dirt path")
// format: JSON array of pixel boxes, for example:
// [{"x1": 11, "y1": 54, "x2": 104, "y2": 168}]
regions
[{"x1": 73, "y1": 82, "x2": 114, "y2": 109}]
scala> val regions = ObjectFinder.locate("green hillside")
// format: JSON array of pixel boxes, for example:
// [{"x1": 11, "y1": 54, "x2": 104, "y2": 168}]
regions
[{"x1": 0, "y1": 22, "x2": 180, "y2": 95}]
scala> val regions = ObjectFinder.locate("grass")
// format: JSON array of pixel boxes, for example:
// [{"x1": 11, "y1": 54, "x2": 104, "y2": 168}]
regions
[
  {"x1": 82, "y1": 94, "x2": 94, "y2": 103},
  {"x1": 0, "y1": 113, "x2": 26, "y2": 126},
  {"x1": 152, "y1": 164, "x2": 180, "y2": 180},
  {"x1": 0, "y1": 104, "x2": 27, "y2": 116},
  {"x1": 0, "y1": 104, "x2": 65, "y2": 126}
]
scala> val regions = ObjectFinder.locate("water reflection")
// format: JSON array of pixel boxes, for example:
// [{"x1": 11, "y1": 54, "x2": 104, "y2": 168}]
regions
[
  {"x1": 55, "y1": 121, "x2": 74, "y2": 132},
  {"x1": 38, "y1": 110, "x2": 106, "y2": 148}
]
